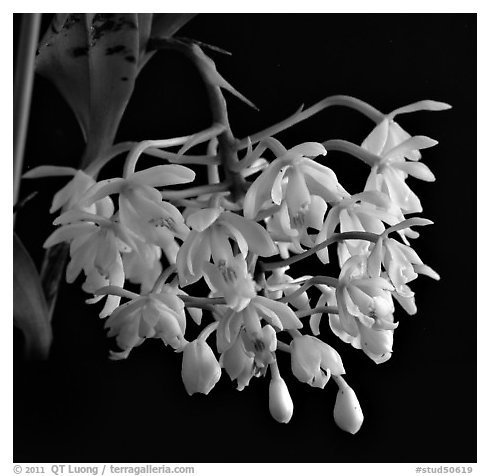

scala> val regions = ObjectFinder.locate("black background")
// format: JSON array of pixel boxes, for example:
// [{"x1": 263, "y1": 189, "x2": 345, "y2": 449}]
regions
[{"x1": 14, "y1": 14, "x2": 476, "y2": 463}]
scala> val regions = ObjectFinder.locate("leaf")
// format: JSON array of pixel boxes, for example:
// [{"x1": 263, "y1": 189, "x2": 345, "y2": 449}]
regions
[
  {"x1": 82, "y1": 13, "x2": 143, "y2": 165},
  {"x1": 36, "y1": 14, "x2": 197, "y2": 167},
  {"x1": 36, "y1": 14, "x2": 150, "y2": 166},
  {"x1": 13, "y1": 232, "x2": 52, "y2": 360},
  {"x1": 36, "y1": 14, "x2": 91, "y2": 140},
  {"x1": 139, "y1": 14, "x2": 197, "y2": 70},
  {"x1": 150, "y1": 13, "x2": 197, "y2": 40}
]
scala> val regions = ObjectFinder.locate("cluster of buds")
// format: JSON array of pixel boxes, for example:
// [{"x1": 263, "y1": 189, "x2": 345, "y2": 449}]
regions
[{"x1": 24, "y1": 44, "x2": 449, "y2": 432}]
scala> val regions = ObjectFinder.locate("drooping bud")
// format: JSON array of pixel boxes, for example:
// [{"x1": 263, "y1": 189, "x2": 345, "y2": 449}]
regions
[
  {"x1": 181, "y1": 338, "x2": 221, "y2": 396},
  {"x1": 333, "y1": 376, "x2": 364, "y2": 434},
  {"x1": 269, "y1": 364, "x2": 294, "y2": 424}
]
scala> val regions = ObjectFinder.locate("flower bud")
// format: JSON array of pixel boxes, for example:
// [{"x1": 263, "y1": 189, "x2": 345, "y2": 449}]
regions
[
  {"x1": 269, "y1": 376, "x2": 294, "y2": 424},
  {"x1": 181, "y1": 339, "x2": 222, "y2": 396},
  {"x1": 333, "y1": 377, "x2": 364, "y2": 434}
]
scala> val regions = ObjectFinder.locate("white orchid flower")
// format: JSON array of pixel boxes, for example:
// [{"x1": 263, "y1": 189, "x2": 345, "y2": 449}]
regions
[
  {"x1": 243, "y1": 142, "x2": 349, "y2": 223},
  {"x1": 362, "y1": 100, "x2": 450, "y2": 214}
]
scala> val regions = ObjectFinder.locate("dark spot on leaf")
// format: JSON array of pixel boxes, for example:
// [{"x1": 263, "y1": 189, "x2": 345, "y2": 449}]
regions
[
  {"x1": 70, "y1": 46, "x2": 89, "y2": 58},
  {"x1": 63, "y1": 14, "x2": 81, "y2": 31},
  {"x1": 94, "y1": 13, "x2": 116, "y2": 21},
  {"x1": 125, "y1": 55, "x2": 136, "y2": 63},
  {"x1": 121, "y1": 77, "x2": 129, "y2": 81},
  {"x1": 91, "y1": 14, "x2": 138, "y2": 46},
  {"x1": 106, "y1": 45, "x2": 126, "y2": 55}
]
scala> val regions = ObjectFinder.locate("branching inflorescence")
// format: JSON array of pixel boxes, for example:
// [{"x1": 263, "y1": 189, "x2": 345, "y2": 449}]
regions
[{"x1": 24, "y1": 39, "x2": 450, "y2": 433}]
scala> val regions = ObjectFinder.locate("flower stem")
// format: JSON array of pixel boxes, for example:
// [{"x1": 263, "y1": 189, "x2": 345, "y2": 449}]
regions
[
  {"x1": 206, "y1": 138, "x2": 220, "y2": 184},
  {"x1": 237, "y1": 95, "x2": 384, "y2": 149},
  {"x1": 160, "y1": 182, "x2": 230, "y2": 200},
  {"x1": 270, "y1": 360, "x2": 281, "y2": 380},
  {"x1": 188, "y1": 48, "x2": 246, "y2": 201},
  {"x1": 197, "y1": 321, "x2": 219, "y2": 341},
  {"x1": 322, "y1": 140, "x2": 380, "y2": 167},
  {"x1": 180, "y1": 295, "x2": 226, "y2": 314},
  {"x1": 258, "y1": 231, "x2": 379, "y2": 272},
  {"x1": 123, "y1": 136, "x2": 192, "y2": 177},
  {"x1": 94, "y1": 285, "x2": 140, "y2": 301},
  {"x1": 13, "y1": 13, "x2": 42, "y2": 208},
  {"x1": 233, "y1": 137, "x2": 288, "y2": 172},
  {"x1": 276, "y1": 341, "x2": 291, "y2": 353},
  {"x1": 295, "y1": 306, "x2": 339, "y2": 319},
  {"x1": 151, "y1": 265, "x2": 176, "y2": 294}
]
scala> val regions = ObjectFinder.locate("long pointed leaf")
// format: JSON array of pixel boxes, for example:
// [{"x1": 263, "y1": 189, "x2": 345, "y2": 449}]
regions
[
  {"x1": 81, "y1": 13, "x2": 142, "y2": 165},
  {"x1": 36, "y1": 14, "x2": 91, "y2": 140},
  {"x1": 13, "y1": 233, "x2": 52, "y2": 360}
]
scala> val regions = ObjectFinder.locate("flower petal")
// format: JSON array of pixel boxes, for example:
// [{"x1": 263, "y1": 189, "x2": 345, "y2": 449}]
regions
[
  {"x1": 413, "y1": 264, "x2": 440, "y2": 280},
  {"x1": 82, "y1": 178, "x2": 126, "y2": 206},
  {"x1": 352, "y1": 190, "x2": 391, "y2": 209},
  {"x1": 253, "y1": 296, "x2": 303, "y2": 330},
  {"x1": 384, "y1": 136, "x2": 438, "y2": 161},
  {"x1": 305, "y1": 195, "x2": 328, "y2": 230},
  {"x1": 393, "y1": 162, "x2": 436, "y2": 182},
  {"x1": 361, "y1": 119, "x2": 389, "y2": 156},
  {"x1": 288, "y1": 142, "x2": 327, "y2": 157},
  {"x1": 221, "y1": 212, "x2": 278, "y2": 257},
  {"x1": 23, "y1": 165, "x2": 78, "y2": 178},
  {"x1": 43, "y1": 223, "x2": 95, "y2": 248},
  {"x1": 271, "y1": 165, "x2": 289, "y2": 205},
  {"x1": 243, "y1": 159, "x2": 286, "y2": 219},
  {"x1": 128, "y1": 164, "x2": 195, "y2": 188},
  {"x1": 389, "y1": 100, "x2": 452, "y2": 117},
  {"x1": 186, "y1": 207, "x2": 222, "y2": 231},
  {"x1": 285, "y1": 166, "x2": 311, "y2": 215}
]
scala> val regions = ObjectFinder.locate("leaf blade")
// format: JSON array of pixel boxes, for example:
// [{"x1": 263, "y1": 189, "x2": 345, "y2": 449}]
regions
[{"x1": 13, "y1": 232, "x2": 52, "y2": 360}]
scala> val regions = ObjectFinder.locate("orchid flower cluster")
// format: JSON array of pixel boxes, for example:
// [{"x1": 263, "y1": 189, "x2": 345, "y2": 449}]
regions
[{"x1": 24, "y1": 44, "x2": 449, "y2": 432}]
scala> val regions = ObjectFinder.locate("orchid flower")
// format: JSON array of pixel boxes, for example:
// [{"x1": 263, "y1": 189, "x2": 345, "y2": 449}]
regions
[
  {"x1": 23, "y1": 166, "x2": 112, "y2": 214},
  {"x1": 362, "y1": 100, "x2": 450, "y2": 214},
  {"x1": 176, "y1": 207, "x2": 277, "y2": 287},
  {"x1": 266, "y1": 194, "x2": 328, "y2": 249},
  {"x1": 315, "y1": 190, "x2": 400, "y2": 265},
  {"x1": 100, "y1": 285, "x2": 187, "y2": 359},
  {"x1": 43, "y1": 209, "x2": 133, "y2": 317},
  {"x1": 334, "y1": 255, "x2": 398, "y2": 363},
  {"x1": 220, "y1": 331, "x2": 255, "y2": 391},
  {"x1": 82, "y1": 164, "x2": 196, "y2": 261},
  {"x1": 122, "y1": 237, "x2": 163, "y2": 294},
  {"x1": 367, "y1": 235, "x2": 440, "y2": 298},
  {"x1": 243, "y1": 142, "x2": 349, "y2": 224},
  {"x1": 215, "y1": 295, "x2": 302, "y2": 364},
  {"x1": 181, "y1": 336, "x2": 222, "y2": 396},
  {"x1": 290, "y1": 335, "x2": 345, "y2": 389}
]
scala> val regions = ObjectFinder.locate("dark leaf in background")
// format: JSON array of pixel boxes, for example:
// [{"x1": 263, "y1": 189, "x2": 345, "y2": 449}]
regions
[
  {"x1": 81, "y1": 13, "x2": 141, "y2": 166},
  {"x1": 35, "y1": 13, "x2": 197, "y2": 168},
  {"x1": 150, "y1": 13, "x2": 197, "y2": 39},
  {"x1": 13, "y1": 232, "x2": 52, "y2": 360},
  {"x1": 36, "y1": 14, "x2": 91, "y2": 141}
]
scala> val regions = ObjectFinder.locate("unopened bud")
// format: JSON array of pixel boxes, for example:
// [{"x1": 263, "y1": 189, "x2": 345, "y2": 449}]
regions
[
  {"x1": 269, "y1": 376, "x2": 294, "y2": 424},
  {"x1": 333, "y1": 377, "x2": 364, "y2": 434}
]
